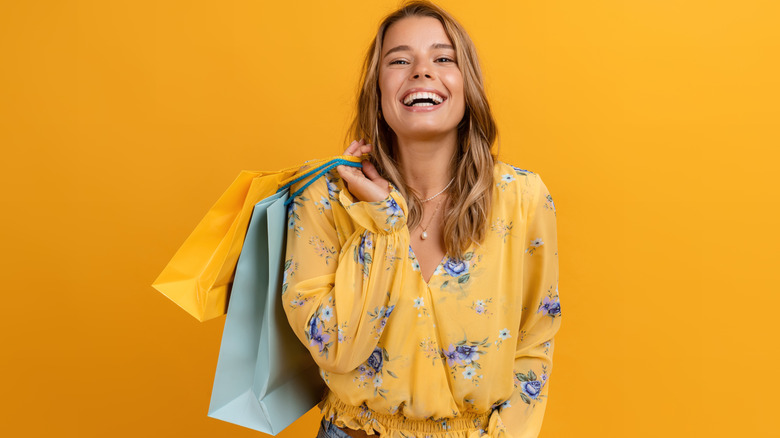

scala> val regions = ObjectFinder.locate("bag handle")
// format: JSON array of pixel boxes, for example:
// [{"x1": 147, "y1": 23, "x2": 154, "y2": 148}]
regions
[
  {"x1": 278, "y1": 155, "x2": 363, "y2": 206},
  {"x1": 277, "y1": 155, "x2": 362, "y2": 188}
]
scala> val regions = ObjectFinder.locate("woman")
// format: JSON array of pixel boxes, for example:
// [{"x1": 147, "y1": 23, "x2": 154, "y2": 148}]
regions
[{"x1": 283, "y1": 2, "x2": 562, "y2": 437}]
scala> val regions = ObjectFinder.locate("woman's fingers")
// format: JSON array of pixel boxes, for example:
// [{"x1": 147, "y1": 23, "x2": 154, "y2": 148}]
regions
[
  {"x1": 344, "y1": 139, "x2": 367, "y2": 157},
  {"x1": 344, "y1": 140, "x2": 358, "y2": 156},
  {"x1": 337, "y1": 140, "x2": 363, "y2": 179},
  {"x1": 336, "y1": 139, "x2": 388, "y2": 202}
]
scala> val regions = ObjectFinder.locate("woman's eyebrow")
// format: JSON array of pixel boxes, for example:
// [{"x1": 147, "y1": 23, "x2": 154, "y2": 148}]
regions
[{"x1": 383, "y1": 43, "x2": 455, "y2": 58}]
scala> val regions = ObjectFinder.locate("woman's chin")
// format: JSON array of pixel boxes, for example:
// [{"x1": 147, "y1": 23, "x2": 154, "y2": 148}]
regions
[{"x1": 391, "y1": 127, "x2": 457, "y2": 142}]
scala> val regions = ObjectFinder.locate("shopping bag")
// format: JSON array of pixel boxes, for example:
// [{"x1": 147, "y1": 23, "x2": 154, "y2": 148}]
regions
[
  {"x1": 207, "y1": 158, "x2": 361, "y2": 434},
  {"x1": 152, "y1": 155, "x2": 361, "y2": 322}
]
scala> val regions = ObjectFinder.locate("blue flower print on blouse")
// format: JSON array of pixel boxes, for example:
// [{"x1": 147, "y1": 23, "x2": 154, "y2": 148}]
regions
[
  {"x1": 353, "y1": 232, "x2": 373, "y2": 277},
  {"x1": 367, "y1": 347, "x2": 383, "y2": 373},
  {"x1": 324, "y1": 172, "x2": 339, "y2": 200},
  {"x1": 443, "y1": 258, "x2": 468, "y2": 277},
  {"x1": 521, "y1": 380, "x2": 542, "y2": 399},
  {"x1": 286, "y1": 196, "x2": 307, "y2": 237},
  {"x1": 454, "y1": 345, "x2": 480, "y2": 365},
  {"x1": 368, "y1": 299, "x2": 395, "y2": 339},
  {"x1": 538, "y1": 294, "x2": 562, "y2": 318},
  {"x1": 515, "y1": 365, "x2": 549, "y2": 405},
  {"x1": 441, "y1": 338, "x2": 490, "y2": 386},
  {"x1": 354, "y1": 346, "x2": 399, "y2": 399},
  {"x1": 378, "y1": 196, "x2": 404, "y2": 227},
  {"x1": 408, "y1": 245, "x2": 421, "y2": 271},
  {"x1": 314, "y1": 195, "x2": 332, "y2": 215},
  {"x1": 306, "y1": 313, "x2": 331, "y2": 357},
  {"x1": 437, "y1": 251, "x2": 482, "y2": 290}
]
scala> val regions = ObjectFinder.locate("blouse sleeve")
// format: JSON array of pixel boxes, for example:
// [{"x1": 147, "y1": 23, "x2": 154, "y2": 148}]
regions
[
  {"x1": 282, "y1": 173, "x2": 410, "y2": 374},
  {"x1": 497, "y1": 174, "x2": 562, "y2": 438}
]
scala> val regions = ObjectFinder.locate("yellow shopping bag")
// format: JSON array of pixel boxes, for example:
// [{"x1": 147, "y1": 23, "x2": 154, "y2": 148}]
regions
[{"x1": 152, "y1": 155, "x2": 362, "y2": 322}]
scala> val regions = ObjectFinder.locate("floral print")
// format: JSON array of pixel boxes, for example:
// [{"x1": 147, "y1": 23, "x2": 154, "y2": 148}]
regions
[
  {"x1": 367, "y1": 300, "x2": 395, "y2": 339},
  {"x1": 337, "y1": 322, "x2": 351, "y2": 344},
  {"x1": 413, "y1": 296, "x2": 430, "y2": 317},
  {"x1": 514, "y1": 365, "x2": 549, "y2": 405},
  {"x1": 496, "y1": 173, "x2": 515, "y2": 191},
  {"x1": 419, "y1": 337, "x2": 440, "y2": 365},
  {"x1": 491, "y1": 218, "x2": 513, "y2": 243},
  {"x1": 379, "y1": 197, "x2": 404, "y2": 227},
  {"x1": 494, "y1": 328, "x2": 511, "y2": 350},
  {"x1": 436, "y1": 250, "x2": 481, "y2": 291},
  {"x1": 442, "y1": 258, "x2": 468, "y2": 277},
  {"x1": 309, "y1": 236, "x2": 336, "y2": 265},
  {"x1": 538, "y1": 287, "x2": 562, "y2": 318},
  {"x1": 281, "y1": 258, "x2": 298, "y2": 295},
  {"x1": 286, "y1": 195, "x2": 307, "y2": 237},
  {"x1": 282, "y1": 163, "x2": 561, "y2": 437},
  {"x1": 314, "y1": 195, "x2": 332, "y2": 214},
  {"x1": 355, "y1": 346, "x2": 398, "y2": 399},
  {"x1": 307, "y1": 310, "x2": 332, "y2": 357},
  {"x1": 526, "y1": 237, "x2": 544, "y2": 255},
  {"x1": 324, "y1": 173, "x2": 340, "y2": 200},
  {"x1": 470, "y1": 298, "x2": 493, "y2": 317},
  {"x1": 354, "y1": 232, "x2": 373, "y2": 277},
  {"x1": 441, "y1": 338, "x2": 490, "y2": 386},
  {"x1": 544, "y1": 193, "x2": 556, "y2": 216},
  {"x1": 408, "y1": 245, "x2": 421, "y2": 272}
]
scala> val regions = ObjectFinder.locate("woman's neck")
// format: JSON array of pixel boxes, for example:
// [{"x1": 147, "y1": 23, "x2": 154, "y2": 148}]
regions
[{"x1": 395, "y1": 132, "x2": 457, "y2": 199}]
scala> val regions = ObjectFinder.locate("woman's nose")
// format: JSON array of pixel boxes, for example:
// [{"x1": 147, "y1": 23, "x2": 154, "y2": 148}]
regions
[{"x1": 412, "y1": 62, "x2": 434, "y2": 79}]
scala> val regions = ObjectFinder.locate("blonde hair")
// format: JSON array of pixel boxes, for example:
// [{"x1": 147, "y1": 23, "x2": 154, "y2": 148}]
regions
[{"x1": 347, "y1": 0, "x2": 498, "y2": 259}]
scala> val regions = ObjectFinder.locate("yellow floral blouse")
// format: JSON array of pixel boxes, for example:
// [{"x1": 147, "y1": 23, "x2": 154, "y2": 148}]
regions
[{"x1": 283, "y1": 161, "x2": 562, "y2": 438}]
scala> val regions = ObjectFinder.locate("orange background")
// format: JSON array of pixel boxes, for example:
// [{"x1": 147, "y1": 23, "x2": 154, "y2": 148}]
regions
[{"x1": 1, "y1": 0, "x2": 779, "y2": 436}]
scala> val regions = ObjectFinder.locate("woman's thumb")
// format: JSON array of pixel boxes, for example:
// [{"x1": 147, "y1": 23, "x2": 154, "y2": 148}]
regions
[{"x1": 362, "y1": 160, "x2": 382, "y2": 181}]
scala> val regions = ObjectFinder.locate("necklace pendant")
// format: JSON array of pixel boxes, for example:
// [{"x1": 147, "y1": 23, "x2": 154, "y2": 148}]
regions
[{"x1": 421, "y1": 231, "x2": 428, "y2": 240}]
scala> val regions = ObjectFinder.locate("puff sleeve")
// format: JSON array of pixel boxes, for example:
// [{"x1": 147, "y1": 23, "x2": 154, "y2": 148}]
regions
[
  {"x1": 495, "y1": 174, "x2": 562, "y2": 438},
  {"x1": 282, "y1": 173, "x2": 410, "y2": 375}
]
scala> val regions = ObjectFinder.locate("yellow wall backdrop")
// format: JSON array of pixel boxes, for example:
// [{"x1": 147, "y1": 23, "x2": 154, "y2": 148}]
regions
[{"x1": 1, "y1": 0, "x2": 778, "y2": 436}]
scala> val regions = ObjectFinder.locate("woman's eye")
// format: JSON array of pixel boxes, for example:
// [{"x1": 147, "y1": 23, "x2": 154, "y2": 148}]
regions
[
  {"x1": 436, "y1": 57, "x2": 455, "y2": 63},
  {"x1": 389, "y1": 60, "x2": 409, "y2": 65}
]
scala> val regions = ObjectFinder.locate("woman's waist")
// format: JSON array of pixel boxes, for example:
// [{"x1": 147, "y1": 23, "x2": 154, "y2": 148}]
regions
[{"x1": 320, "y1": 390, "x2": 492, "y2": 436}]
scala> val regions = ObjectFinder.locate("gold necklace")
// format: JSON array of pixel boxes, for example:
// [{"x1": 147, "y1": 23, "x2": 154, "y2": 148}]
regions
[{"x1": 420, "y1": 197, "x2": 443, "y2": 240}]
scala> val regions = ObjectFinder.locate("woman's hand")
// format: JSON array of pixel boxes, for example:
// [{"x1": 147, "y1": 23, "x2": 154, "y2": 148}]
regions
[{"x1": 337, "y1": 139, "x2": 390, "y2": 203}]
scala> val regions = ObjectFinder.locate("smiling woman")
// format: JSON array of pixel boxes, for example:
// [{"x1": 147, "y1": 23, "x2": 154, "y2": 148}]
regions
[{"x1": 282, "y1": 2, "x2": 563, "y2": 437}]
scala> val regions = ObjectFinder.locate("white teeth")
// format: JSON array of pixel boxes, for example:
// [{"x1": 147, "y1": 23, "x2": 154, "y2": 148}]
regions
[{"x1": 403, "y1": 91, "x2": 445, "y2": 106}]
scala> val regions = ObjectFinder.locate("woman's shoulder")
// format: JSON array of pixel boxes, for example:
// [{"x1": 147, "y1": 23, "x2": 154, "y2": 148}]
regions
[
  {"x1": 493, "y1": 159, "x2": 542, "y2": 190},
  {"x1": 492, "y1": 160, "x2": 543, "y2": 215},
  {"x1": 493, "y1": 160, "x2": 538, "y2": 181}
]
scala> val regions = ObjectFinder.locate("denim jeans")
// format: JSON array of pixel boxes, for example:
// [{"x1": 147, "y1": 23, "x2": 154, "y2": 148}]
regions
[{"x1": 316, "y1": 417, "x2": 354, "y2": 438}]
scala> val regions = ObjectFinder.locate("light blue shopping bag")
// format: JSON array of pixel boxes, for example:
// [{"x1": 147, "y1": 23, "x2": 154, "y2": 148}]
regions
[{"x1": 207, "y1": 158, "x2": 361, "y2": 435}]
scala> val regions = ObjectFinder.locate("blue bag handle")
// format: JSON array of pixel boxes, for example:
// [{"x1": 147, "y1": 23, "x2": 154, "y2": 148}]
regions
[{"x1": 279, "y1": 158, "x2": 363, "y2": 206}]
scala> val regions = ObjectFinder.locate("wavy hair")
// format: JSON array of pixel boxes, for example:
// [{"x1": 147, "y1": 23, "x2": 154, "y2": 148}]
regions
[{"x1": 346, "y1": 0, "x2": 498, "y2": 259}]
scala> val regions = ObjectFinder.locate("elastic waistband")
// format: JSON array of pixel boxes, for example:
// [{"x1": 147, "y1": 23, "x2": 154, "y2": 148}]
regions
[{"x1": 320, "y1": 391, "x2": 492, "y2": 434}]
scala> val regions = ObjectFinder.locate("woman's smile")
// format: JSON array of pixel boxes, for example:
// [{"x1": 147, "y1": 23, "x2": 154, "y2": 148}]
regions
[{"x1": 401, "y1": 87, "x2": 448, "y2": 112}]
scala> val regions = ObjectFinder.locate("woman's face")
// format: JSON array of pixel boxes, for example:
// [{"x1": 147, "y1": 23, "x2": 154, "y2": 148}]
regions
[{"x1": 378, "y1": 16, "x2": 465, "y2": 142}]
